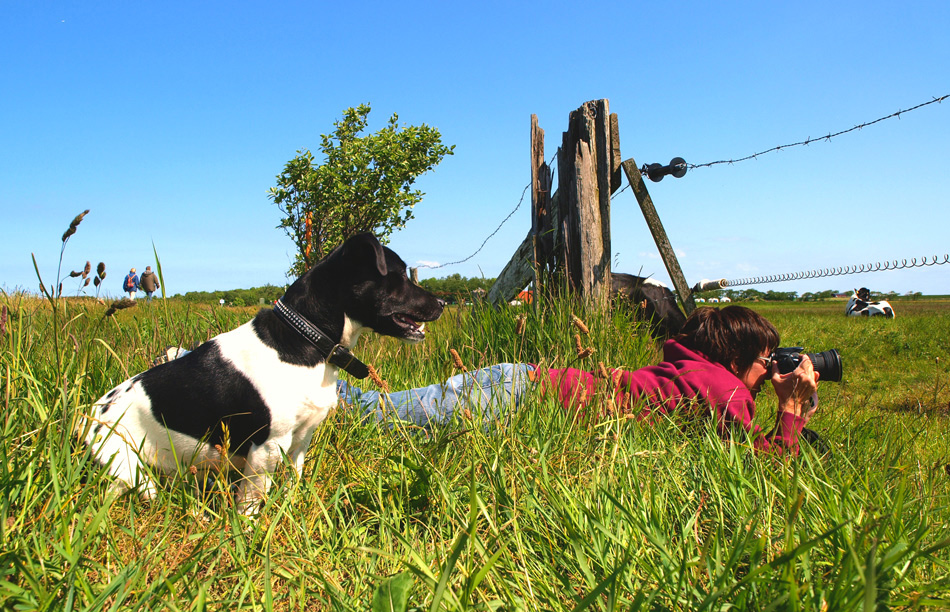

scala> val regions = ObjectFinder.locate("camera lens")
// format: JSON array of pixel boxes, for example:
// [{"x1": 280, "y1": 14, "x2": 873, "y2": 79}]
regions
[{"x1": 807, "y1": 349, "x2": 842, "y2": 382}]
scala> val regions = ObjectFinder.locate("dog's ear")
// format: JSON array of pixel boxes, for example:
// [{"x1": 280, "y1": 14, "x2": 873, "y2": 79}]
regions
[{"x1": 344, "y1": 232, "x2": 388, "y2": 276}]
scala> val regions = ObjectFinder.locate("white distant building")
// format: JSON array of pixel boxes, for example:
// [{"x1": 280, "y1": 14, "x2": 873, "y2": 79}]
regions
[
  {"x1": 708, "y1": 297, "x2": 720, "y2": 303},
  {"x1": 720, "y1": 296, "x2": 731, "y2": 302}
]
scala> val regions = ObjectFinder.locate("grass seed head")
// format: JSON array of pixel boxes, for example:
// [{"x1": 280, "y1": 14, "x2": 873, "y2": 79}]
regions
[
  {"x1": 574, "y1": 334, "x2": 584, "y2": 353},
  {"x1": 0, "y1": 305, "x2": 6, "y2": 336},
  {"x1": 571, "y1": 314, "x2": 590, "y2": 335},
  {"x1": 515, "y1": 313, "x2": 526, "y2": 336},
  {"x1": 96, "y1": 262, "x2": 106, "y2": 279},
  {"x1": 82, "y1": 261, "x2": 91, "y2": 278},
  {"x1": 61, "y1": 209, "x2": 90, "y2": 242},
  {"x1": 450, "y1": 348, "x2": 465, "y2": 369},
  {"x1": 368, "y1": 364, "x2": 390, "y2": 393},
  {"x1": 104, "y1": 297, "x2": 137, "y2": 317}
]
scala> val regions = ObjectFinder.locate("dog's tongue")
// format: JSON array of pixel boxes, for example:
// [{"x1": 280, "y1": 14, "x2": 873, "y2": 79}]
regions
[{"x1": 397, "y1": 314, "x2": 423, "y2": 332}]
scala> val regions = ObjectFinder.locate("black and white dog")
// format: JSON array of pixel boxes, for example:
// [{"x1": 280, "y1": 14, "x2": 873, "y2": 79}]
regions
[
  {"x1": 846, "y1": 287, "x2": 895, "y2": 318},
  {"x1": 610, "y1": 273, "x2": 687, "y2": 338},
  {"x1": 83, "y1": 233, "x2": 444, "y2": 513}
]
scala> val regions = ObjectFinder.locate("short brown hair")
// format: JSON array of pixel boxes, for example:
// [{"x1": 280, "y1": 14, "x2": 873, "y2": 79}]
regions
[{"x1": 675, "y1": 305, "x2": 780, "y2": 373}]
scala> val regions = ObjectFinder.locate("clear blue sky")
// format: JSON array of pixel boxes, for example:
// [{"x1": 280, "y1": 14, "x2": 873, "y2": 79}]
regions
[{"x1": 2, "y1": 1, "x2": 948, "y2": 298}]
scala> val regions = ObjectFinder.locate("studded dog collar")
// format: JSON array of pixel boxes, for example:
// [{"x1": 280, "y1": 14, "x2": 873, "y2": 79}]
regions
[{"x1": 272, "y1": 299, "x2": 370, "y2": 379}]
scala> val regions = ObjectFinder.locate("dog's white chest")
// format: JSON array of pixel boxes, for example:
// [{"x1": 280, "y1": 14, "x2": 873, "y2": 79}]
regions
[{"x1": 214, "y1": 323, "x2": 340, "y2": 429}]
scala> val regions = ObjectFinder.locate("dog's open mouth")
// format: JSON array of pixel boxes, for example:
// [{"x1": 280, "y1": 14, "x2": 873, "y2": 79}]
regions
[{"x1": 394, "y1": 313, "x2": 427, "y2": 340}]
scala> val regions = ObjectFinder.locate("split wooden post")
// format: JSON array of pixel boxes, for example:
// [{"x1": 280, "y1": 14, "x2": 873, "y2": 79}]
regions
[
  {"x1": 488, "y1": 100, "x2": 621, "y2": 306},
  {"x1": 531, "y1": 114, "x2": 554, "y2": 301},
  {"x1": 557, "y1": 99, "x2": 614, "y2": 304},
  {"x1": 620, "y1": 158, "x2": 697, "y2": 314}
]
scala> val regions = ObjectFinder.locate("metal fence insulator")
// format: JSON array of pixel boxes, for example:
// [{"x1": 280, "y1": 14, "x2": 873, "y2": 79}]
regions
[{"x1": 641, "y1": 157, "x2": 688, "y2": 182}]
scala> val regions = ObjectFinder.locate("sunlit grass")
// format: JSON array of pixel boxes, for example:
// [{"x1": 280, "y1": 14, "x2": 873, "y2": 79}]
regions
[{"x1": 1, "y1": 219, "x2": 949, "y2": 609}]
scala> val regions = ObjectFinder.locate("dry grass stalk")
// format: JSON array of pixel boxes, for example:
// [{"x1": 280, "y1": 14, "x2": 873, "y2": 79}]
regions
[
  {"x1": 61, "y1": 209, "x2": 90, "y2": 242},
  {"x1": 368, "y1": 365, "x2": 390, "y2": 393},
  {"x1": 104, "y1": 298, "x2": 137, "y2": 318},
  {"x1": 1, "y1": 305, "x2": 7, "y2": 336},
  {"x1": 571, "y1": 314, "x2": 590, "y2": 335}
]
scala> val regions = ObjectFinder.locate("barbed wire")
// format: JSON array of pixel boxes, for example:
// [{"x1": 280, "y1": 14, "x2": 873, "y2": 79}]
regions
[
  {"x1": 423, "y1": 95, "x2": 947, "y2": 271},
  {"x1": 686, "y1": 94, "x2": 948, "y2": 170},
  {"x1": 416, "y1": 184, "x2": 530, "y2": 270},
  {"x1": 417, "y1": 152, "x2": 559, "y2": 270},
  {"x1": 722, "y1": 254, "x2": 950, "y2": 288}
]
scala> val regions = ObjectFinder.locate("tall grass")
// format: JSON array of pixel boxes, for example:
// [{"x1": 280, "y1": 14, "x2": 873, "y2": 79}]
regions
[{"x1": 1, "y1": 226, "x2": 949, "y2": 609}]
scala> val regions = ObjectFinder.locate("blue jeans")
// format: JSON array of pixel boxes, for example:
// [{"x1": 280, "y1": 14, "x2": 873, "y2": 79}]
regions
[{"x1": 337, "y1": 363, "x2": 536, "y2": 428}]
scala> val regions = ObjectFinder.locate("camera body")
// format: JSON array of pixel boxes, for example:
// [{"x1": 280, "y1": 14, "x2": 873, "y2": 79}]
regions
[{"x1": 772, "y1": 347, "x2": 842, "y2": 382}]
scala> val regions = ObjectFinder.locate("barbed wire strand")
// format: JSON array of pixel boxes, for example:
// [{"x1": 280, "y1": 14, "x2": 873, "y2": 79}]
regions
[
  {"x1": 424, "y1": 94, "x2": 947, "y2": 270},
  {"x1": 417, "y1": 152, "x2": 559, "y2": 270},
  {"x1": 416, "y1": 184, "x2": 530, "y2": 270},
  {"x1": 687, "y1": 94, "x2": 948, "y2": 170}
]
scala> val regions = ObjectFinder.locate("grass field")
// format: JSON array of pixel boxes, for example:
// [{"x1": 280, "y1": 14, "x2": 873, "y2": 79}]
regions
[{"x1": 1, "y1": 281, "x2": 949, "y2": 610}]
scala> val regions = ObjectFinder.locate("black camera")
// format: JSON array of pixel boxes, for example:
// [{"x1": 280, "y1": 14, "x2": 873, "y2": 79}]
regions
[{"x1": 772, "y1": 347, "x2": 842, "y2": 382}]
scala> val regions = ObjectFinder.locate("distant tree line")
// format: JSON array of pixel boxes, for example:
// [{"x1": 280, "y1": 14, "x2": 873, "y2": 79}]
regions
[
  {"x1": 170, "y1": 280, "x2": 924, "y2": 307},
  {"x1": 418, "y1": 273, "x2": 495, "y2": 304},
  {"x1": 174, "y1": 284, "x2": 286, "y2": 307},
  {"x1": 170, "y1": 275, "x2": 496, "y2": 307}
]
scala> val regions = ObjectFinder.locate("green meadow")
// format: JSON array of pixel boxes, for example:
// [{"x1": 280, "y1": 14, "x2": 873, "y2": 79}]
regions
[{"x1": 1, "y1": 272, "x2": 949, "y2": 609}]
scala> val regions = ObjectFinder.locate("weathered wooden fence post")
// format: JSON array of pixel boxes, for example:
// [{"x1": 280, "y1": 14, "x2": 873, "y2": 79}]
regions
[
  {"x1": 531, "y1": 114, "x2": 554, "y2": 303},
  {"x1": 620, "y1": 158, "x2": 697, "y2": 314},
  {"x1": 488, "y1": 99, "x2": 621, "y2": 306},
  {"x1": 558, "y1": 99, "x2": 615, "y2": 304}
]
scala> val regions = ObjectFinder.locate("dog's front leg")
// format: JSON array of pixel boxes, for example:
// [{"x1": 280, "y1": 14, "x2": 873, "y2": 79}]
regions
[
  {"x1": 234, "y1": 440, "x2": 284, "y2": 515},
  {"x1": 287, "y1": 426, "x2": 318, "y2": 480}
]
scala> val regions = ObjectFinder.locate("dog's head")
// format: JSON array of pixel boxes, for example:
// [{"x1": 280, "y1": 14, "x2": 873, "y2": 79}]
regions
[
  {"x1": 341, "y1": 233, "x2": 444, "y2": 342},
  {"x1": 287, "y1": 233, "x2": 444, "y2": 344},
  {"x1": 856, "y1": 287, "x2": 871, "y2": 302}
]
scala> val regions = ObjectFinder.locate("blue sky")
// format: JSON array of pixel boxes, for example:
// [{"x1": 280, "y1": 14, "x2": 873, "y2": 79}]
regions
[{"x1": 2, "y1": 1, "x2": 948, "y2": 298}]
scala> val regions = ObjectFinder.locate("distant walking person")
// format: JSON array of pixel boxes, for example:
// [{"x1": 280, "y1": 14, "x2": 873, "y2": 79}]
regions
[
  {"x1": 139, "y1": 266, "x2": 160, "y2": 301},
  {"x1": 123, "y1": 268, "x2": 139, "y2": 299}
]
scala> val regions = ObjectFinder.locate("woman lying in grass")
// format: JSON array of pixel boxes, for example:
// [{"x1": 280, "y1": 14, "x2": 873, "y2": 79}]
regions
[{"x1": 339, "y1": 306, "x2": 821, "y2": 454}]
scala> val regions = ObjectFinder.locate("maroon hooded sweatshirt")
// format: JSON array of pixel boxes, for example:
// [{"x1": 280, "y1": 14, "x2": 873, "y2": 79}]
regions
[{"x1": 540, "y1": 339, "x2": 806, "y2": 454}]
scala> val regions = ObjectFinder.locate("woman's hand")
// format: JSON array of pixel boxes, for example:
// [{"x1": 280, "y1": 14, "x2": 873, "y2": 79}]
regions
[{"x1": 770, "y1": 356, "x2": 820, "y2": 421}]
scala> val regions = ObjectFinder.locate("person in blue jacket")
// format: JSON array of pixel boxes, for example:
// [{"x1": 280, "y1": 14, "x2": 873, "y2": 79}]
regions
[{"x1": 123, "y1": 268, "x2": 139, "y2": 299}]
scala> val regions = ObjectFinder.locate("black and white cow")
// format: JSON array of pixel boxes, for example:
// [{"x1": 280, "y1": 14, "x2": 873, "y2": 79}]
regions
[
  {"x1": 846, "y1": 287, "x2": 895, "y2": 318},
  {"x1": 610, "y1": 273, "x2": 687, "y2": 338}
]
